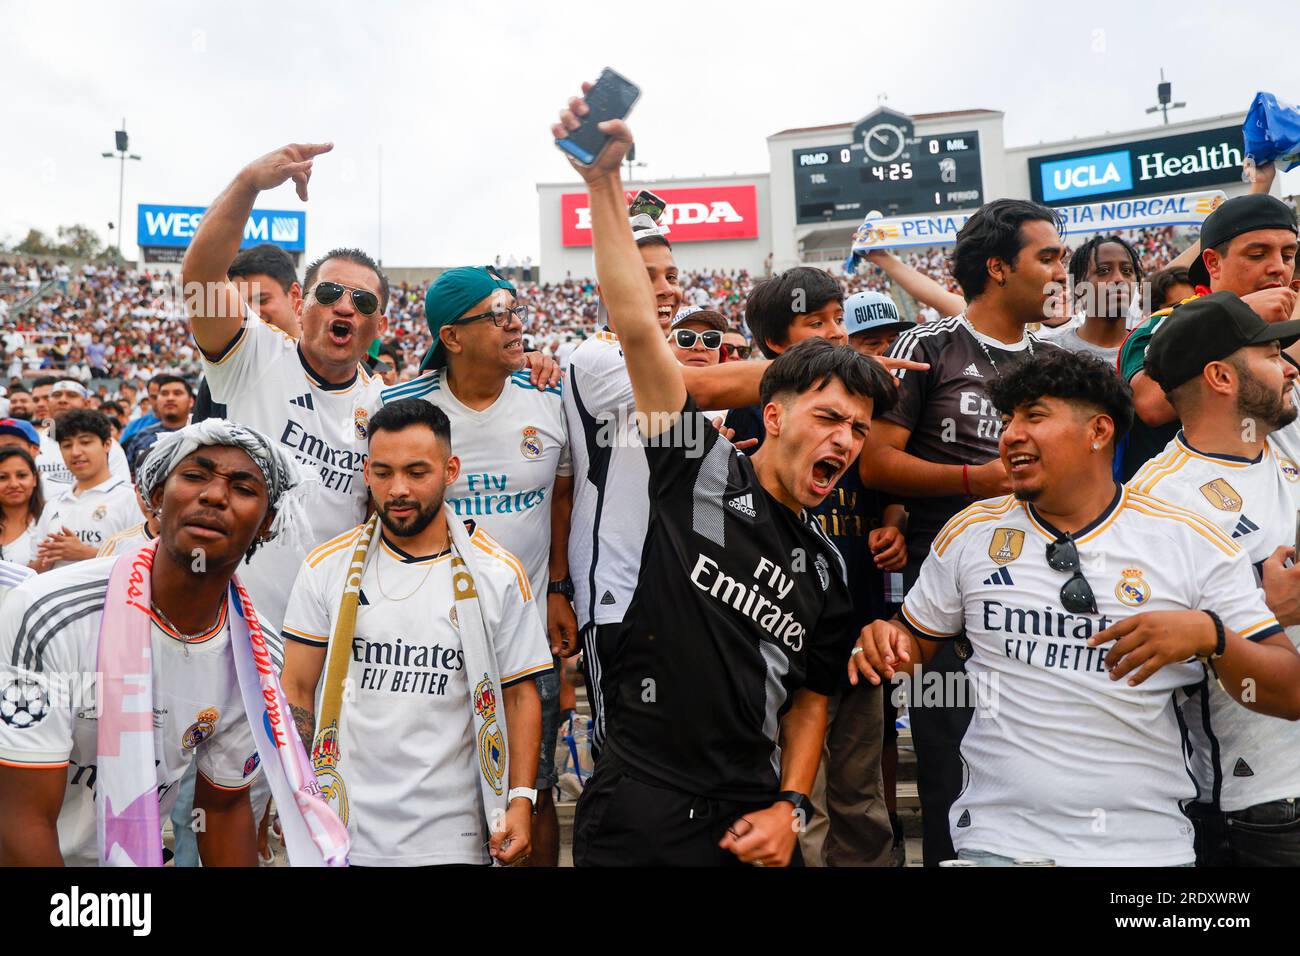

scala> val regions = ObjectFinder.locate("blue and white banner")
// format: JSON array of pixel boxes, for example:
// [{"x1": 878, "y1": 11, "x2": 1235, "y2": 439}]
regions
[
  {"x1": 137, "y1": 204, "x2": 306, "y2": 252},
  {"x1": 849, "y1": 189, "x2": 1226, "y2": 253}
]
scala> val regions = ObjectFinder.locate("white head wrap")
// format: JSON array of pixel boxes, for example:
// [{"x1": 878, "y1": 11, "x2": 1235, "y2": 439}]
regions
[{"x1": 136, "y1": 420, "x2": 316, "y2": 545}]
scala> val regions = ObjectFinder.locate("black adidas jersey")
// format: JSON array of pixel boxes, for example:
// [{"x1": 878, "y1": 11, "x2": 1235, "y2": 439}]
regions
[
  {"x1": 882, "y1": 315, "x2": 1057, "y2": 565},
  {"x1": 605, "y1": 398, "x2": 854, "y2": 802}
]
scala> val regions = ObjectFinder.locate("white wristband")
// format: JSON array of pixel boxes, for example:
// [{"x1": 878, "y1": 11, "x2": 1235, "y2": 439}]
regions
[{"x1": 507, "y1": 786, "x2": 538, "y2": 808}]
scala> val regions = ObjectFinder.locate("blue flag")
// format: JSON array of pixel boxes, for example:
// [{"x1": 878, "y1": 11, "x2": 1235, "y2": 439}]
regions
[{"x1": 1243, "y1": 92, "x2": 1300, "y2": 172}]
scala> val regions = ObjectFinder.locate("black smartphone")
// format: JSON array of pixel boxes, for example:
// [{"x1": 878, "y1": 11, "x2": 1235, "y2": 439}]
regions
[
  {"x1": 555, "y1": 68, "x2": 640, "y2": 166},
  {"x1": 628, "y1": 188, "x2": 667, "y2": 222}
]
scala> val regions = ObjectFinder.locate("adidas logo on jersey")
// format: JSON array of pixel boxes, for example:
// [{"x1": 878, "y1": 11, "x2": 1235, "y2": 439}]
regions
[
  {"x1": 982, "y1": 567, "x2": 1014, "y2": 587},
  {"x1": 962, "y1": 364, "x2": 983, "y2": 378},
  {"x1": 290, "y1": 393, "x2": 315, "y2": 410},
  {"x1": 1231, "y1": 515, "x2": 1259, "y2": 539},
  {"x1": 727, "y1": 493, "x2": 758, "y2": 518},
  {"x1": 1233, "y1": 757, "x2": 1255, "y2": 777}
]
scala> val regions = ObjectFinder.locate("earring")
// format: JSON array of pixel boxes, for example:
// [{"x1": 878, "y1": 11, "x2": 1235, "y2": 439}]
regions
[
  {"x1": 997, "y1": 277, "x2": 1006, "y2": 287},
  {"x1": 1092, "y1": 443, "x2": 1100, "y2": 451}
]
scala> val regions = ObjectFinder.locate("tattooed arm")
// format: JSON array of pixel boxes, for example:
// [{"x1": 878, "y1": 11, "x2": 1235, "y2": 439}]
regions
[{"x1": 282, "y1": 640, "x2": 326, "y2": 755}]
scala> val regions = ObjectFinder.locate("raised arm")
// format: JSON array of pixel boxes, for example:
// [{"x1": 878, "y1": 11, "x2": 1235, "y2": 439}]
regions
[
  {"x1": 183, "y1": 142, "x2": 332, "y2": 356},
  {"x1": 552, "y1": 88, "x2": 685, "y2": 434},
  {"x1": 865, "y1": 249, "x2": 965, "y2": 317}
]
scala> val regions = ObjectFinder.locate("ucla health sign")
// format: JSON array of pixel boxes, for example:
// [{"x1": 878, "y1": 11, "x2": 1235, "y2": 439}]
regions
[
  {"x1": 1028, "y1": 125, "x2": 1244, "y2": 205},
  {"x1": 137, "y1": 204, "x2": 307, "y2": 252}
]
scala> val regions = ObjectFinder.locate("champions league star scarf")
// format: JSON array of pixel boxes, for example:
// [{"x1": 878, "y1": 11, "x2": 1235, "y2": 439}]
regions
[
  {"x1": 313, "y1": 509, "x2": 509, "y2": 853},
  {"x1": 95, "y1": 543, "x2": 350, "y2": 866}
]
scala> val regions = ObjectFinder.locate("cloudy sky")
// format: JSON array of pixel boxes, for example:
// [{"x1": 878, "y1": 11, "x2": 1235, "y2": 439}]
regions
[{"x1": 2, "y1": 0, "x2": 1297, "y2": 266}]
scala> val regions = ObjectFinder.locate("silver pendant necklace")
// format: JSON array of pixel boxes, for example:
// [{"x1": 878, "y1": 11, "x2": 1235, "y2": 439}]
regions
[{"x1": 967, "y1": 317, "x2": 1034, "y2": 376}]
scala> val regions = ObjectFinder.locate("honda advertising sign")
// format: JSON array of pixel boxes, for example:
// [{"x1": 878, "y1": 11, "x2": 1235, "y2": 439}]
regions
[{"x1": 560, "y1": 185, "x2": 760, "y2": 247}]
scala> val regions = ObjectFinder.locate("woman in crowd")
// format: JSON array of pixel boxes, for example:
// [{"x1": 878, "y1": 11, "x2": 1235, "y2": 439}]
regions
[{"x1": 0, "y1": 447, "x2": 43, "y2": 566}]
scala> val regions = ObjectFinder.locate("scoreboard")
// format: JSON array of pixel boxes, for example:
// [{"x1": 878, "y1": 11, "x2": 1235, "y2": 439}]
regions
[{"x1": 792, "y1": 110, "x2": 985, "y2": 224}]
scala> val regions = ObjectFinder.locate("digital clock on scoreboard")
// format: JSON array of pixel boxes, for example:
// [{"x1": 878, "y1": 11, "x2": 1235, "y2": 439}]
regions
[{"x1": 793, "y1": 129, "x2": 984, "y2": 225}]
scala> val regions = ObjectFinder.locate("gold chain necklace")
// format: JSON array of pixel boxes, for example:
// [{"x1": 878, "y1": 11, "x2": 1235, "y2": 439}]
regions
[{"x1": 375, "y1": 534, "x2": 448, "y2": 602}]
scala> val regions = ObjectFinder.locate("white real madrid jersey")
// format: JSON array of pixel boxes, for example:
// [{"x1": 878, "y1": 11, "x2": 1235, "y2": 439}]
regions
[
  {"x1": 380, "y1": 368, "x2": 572, "y2": 597},
  {"x1": 33, "y1": 477, "x2": 140, "y2": 569},
  {"x1": 96, "y1": 521, "x2": 155, "y2": 558},
  {"x1": 0, "y1": 557, "x2": 260, "y2": 867},
  {"x1": 1130, "y1": 431, "x2": 1300, "y2": 811},
  {"x1": 561, "y1": 330, "x2": 650, "y2": 629},
  {"x1": 279, "y1": 522, "x2": 551, "y2": 866},
  {"x1": 901, "y1": 485, "x2": 1282, "y2": 867},
  {"x1": 201, "y1": 308, "x2": 384, "y2": 638}
]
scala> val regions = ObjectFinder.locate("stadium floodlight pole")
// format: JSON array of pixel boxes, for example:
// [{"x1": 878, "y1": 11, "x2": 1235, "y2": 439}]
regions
[
  {"x1": 102, "y1": 118, "x2": 142, "y2": 257},
  {"x1": 1144, "y1": 68, "x2": 1185, "y2": 126},
  {"x1": 624, "y1": 143, "x2": 647, "y2": 184}
]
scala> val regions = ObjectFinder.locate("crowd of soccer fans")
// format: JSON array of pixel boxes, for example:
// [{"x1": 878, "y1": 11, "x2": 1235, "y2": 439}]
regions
[{"x1": 1, "y1": 92, "x2": 1299, "y2": 871}]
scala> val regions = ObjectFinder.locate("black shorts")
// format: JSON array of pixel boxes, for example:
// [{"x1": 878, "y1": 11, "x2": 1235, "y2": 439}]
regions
[{"x1": 573, "y1": 751, "x2": 797, "y2": 867}]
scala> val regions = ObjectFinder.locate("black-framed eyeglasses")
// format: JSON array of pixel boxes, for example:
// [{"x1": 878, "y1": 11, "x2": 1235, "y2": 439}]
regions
[
  {"x1": 455, "y1": 305, "x2": 528, "y2": 328},
  {"x1": 1045, "y1": 532, "x2": 1097, "y2": 614},
  {"x1": 672, "y1": 329, "x2": 722, "y2": 350},
  {"x1": 310, "y1": 281, "x2": 380, "y2": 316},
  {"x1": 722, "y1": 343, "x2": 752, "y2": 360}
]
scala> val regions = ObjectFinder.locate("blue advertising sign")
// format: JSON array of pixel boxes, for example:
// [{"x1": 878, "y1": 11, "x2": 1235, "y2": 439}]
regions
[
  {"x1": 1038, "y1": 149, "x2": 1134, "y2": 202},
  {"x1": 136, "y1": 204, "x2": 306, "y2": 252}
]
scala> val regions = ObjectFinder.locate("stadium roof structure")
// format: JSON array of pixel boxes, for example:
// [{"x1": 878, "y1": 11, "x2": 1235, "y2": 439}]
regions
[{"x1": 768, "y1": 109, "x2": 1003, "y2": 139}]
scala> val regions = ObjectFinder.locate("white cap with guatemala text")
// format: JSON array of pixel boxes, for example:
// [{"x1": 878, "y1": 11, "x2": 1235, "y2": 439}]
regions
[{"x1": 844, "y1": 290, "x2": 915, "y2": 337}]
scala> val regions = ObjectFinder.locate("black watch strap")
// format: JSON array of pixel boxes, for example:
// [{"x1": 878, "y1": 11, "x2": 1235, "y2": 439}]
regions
[
  {"x1": 547, "y1": 577, "x2": 575, "y2": 601},
  {"x1": 777, "y1": 790, "x2": 811, "y2": 816},
  {"x1": 1198, "y1": 610, "x2": 1226, "y2": 662}
]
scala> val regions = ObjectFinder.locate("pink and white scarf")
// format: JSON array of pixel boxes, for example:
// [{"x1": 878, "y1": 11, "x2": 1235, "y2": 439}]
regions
[{"x1": 95, "y1": 543, "x2": 350, "y2": 866}]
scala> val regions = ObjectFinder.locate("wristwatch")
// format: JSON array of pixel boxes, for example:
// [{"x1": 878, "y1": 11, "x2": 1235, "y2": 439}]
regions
[
  {"x1": 777, "y1": 791, "x2": 811, "y2": 817},
  {"x1": 547, "y1": 577, "x2": 575, "y2": 601},
  {"x1": 508, "y1": 786, "x2": 538, "y2": 809},
  {"x1": 1196, "y1": 610, "x2": 1226, "y2": 663}
]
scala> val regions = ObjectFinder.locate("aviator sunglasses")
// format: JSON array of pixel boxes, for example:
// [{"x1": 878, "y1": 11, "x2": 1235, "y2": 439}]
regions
[
  {"x1": 1045, "y1": 532, "x2": 1097, "y2": 614},
  {"x1": 311, "y1": 281, "x2": 380, "y2": 316}
]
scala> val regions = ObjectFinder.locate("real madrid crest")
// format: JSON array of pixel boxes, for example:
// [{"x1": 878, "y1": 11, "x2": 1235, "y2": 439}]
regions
[
  {"x1": 354, "y1": 406, "x2": 369, "y2": 440},
  {"x1": 312, "y1": 719, "x2": 349, "y2": 825},
  {"x1": 988, "y1": 528, "x2": 1024, "y2": 566},
  {"x1": 1280, "y1": 458, "x2": 1300, "y2": 482},
  {"x1": 92, "y1": 505, "x2": 108, "y2": 521},
  {"x1": 814, "y1": 553, "x2": 830, "y2": 591},
  {"x1": 1115, "y1": 567, "x2": 1150, "y2": 607},
  {"x1": 1198, "y1": 478, "x2": 1242, "y2": 512},
  {"x1": 181, "y1": 707, "x2": 220, "y2": 750},
  {"x1": 520, "y1": 426, "x2": 543, "y2": 461},
  {"x1": 474, "y1": 674, "x2": 505, "y2": 794}
]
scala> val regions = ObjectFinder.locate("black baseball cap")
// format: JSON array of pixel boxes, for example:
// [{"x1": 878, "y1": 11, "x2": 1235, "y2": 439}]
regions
[
  {"x1": 1188, "y1": 193, "x2": 1298, "y2": 287},
  {"x1": 1145, "y1": 290, "x2": 1300, "y2": 391}
]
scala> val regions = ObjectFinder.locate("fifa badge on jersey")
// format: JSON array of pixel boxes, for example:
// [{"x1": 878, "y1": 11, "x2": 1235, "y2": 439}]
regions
[
  {"x1": 92, "y1": 505, "x2": 107, "y2": 521},
  {"x1": 988, "y1": 528, "x2": 1025, "y2": 566},
  {"x1": 181, "y1": 707, "x2": 220, "y2": 751},
  {"x1": 474, "y1": 674, "x2": 505, "y2": 794},
  {"x1": 1115, "y1": 568, "x2": 1150, "y2": 607},
  {"x1": 312, "y1": 720, "x2": 349, "y2": 826},
  {"x1": 243, "y1": 752, "x2": 260, "y2": 777},
  {"x1": 1280, "y1": 458, "x2": 1300, "y2": 482},
  {"x1": 1198, "y1": 478, "x2": 1242, "y2": 512},
  {"x1": 520, "y1": 426, "x2": 543, "y2": 460},
  {"x1": 354, "y1": 407, "x2": 369, "y2": 440}
]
